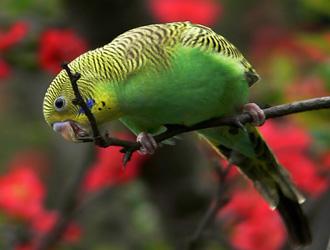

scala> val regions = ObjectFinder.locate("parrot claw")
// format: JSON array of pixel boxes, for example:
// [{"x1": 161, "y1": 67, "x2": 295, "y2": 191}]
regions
[
  {"x1": 243, "y1": 103, "x2": 265, "y2": 126},
  {"x1": 136, "y1": 132, "x2": 158, "y2": 155}
]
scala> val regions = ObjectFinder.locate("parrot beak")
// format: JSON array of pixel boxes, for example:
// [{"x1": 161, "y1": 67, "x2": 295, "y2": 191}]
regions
[{"x1": 52, "y1": 121, "x2": 90, "y2": 142}]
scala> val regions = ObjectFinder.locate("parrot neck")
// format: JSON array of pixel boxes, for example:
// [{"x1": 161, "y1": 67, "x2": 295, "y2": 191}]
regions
[{"x1": 91, "y1": 82, "x2": 123, "y2": 124}]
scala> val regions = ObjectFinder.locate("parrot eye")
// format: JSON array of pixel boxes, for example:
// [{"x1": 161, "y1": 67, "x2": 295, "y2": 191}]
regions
[{"x1": 54, "y1": 96, "x2": 66, "y2": 111}]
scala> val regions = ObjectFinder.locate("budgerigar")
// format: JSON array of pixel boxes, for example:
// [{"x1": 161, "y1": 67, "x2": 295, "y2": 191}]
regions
[{"x1": 43, "y1": 22, "x2": 311, "y2": 245}]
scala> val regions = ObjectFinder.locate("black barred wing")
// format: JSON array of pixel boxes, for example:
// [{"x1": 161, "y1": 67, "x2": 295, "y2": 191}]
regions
[{"x1": 180, "y1": 23, "x2": 260, "y2": 86}]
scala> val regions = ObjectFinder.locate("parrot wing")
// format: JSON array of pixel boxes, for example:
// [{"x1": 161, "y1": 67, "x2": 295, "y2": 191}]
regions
[{"x1": 180, "y1": 23, "x2": 260, "y2": 86}]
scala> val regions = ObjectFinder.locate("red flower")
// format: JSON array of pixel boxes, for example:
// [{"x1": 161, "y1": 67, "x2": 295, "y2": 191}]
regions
[
  {"x1": 0, "y1": 21, "x2": 28, "y2": 79},
  {"x1": 83, "y1": 133, "x2": 147, "y2": 192},
  {"x1": 63, "y1": 222, "x2": 82, "y2": 243},
  {"x1": 277, "y1": 151, "x2": 328, "y2": 195},
  {"x1": 31, "y1": 210, "x2": 82, "y2": 243},
  {"x1": 230, "y1": 213, "x2": 285, "y2": 250},
  {"x1": 260, "y1": 120, "x2": 311, "y2": 151},
  {"x1": 0, "y1": 58, "x2": 10, "y2": 79},
  {"x1": 260, "y1": 121, "x2": 328, "y2": 196},
  {"x1": 39, "y1": 29, "x2": 88, "y2": 74},
  {"x1": 221, "y1": 188, "x2": 268, "y2": 219},
  {"x1": 0, "y1": 21, "x2": 28, "y2": 51},
  {"x1": 148, "y1": 0, "x2": 222, "y2": 26},
  {"x1": 221, "y1": 188, "x2": 286, "y2": 250},
  {"x1": 0, "y1": 167, "x2": 45, "y2": 220},
  {"x1": 31, "y1": 210, "x2": 58, "y2": 234}
]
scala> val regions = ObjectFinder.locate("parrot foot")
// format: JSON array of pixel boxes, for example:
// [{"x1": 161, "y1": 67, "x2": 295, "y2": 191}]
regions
[
  {"x1": 136, "y1": 132, "x2": 158, "y2": 155},
  {"x1": 243, "y1": 103, "x2": 265, "y2": 126}
]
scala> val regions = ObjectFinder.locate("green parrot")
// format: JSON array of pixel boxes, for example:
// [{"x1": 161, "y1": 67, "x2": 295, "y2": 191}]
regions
[{"x1": 43, "y1": 22, "x2": 311, "y2": 245}]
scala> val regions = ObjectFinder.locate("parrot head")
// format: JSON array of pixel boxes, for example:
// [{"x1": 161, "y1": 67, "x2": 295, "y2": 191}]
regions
[
  {"x1": 43, "y1": 69, "x2": 92, "y2": 142},
  {"x1": 43, "y1": 67, "x2": 122, "y2": 142}
]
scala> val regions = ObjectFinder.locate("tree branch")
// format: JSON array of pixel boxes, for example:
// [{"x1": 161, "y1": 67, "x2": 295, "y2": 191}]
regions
[
  {"x1": 63, "y1": 64, "x2": 330, "y2": 164},
  {"x1": 62, "y1": 63, "x2": 108, "y2": 147},
  {"x1": 34, "y1": 161, "x2": 88, "y2": 250}
]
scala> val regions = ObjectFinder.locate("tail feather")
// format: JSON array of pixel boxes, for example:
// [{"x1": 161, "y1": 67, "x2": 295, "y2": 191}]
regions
[
  {"x1": 198, "y1": 126, "x2": 312, "y2": 245},
  {"x1": 277, "y1": 187, "x2": 312, "y2": 245}
]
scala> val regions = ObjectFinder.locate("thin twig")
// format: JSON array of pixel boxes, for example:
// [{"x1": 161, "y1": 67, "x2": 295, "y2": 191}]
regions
[
  {"x1": 187, "y1": 162, "x2": 233, "y2": 250},
  {"x1": 63, "y1": 64, "x2": 330, "y2": 164},
  {"x1": 62, "y1": 63, "x2": 108, "y2": 147},
  {"x1": 33, "y1": 161, "x2": 89, "y2": 250}
]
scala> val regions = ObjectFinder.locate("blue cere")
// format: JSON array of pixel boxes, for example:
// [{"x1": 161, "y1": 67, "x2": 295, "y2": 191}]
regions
[{"x1": 78, "y1": 98, "x2": 95, "y2": 114}]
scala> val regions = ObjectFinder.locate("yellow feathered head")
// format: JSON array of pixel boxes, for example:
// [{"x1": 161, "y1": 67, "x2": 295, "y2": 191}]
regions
[{"x1": 43, "y1": 69, "x2": 96, "y2": 142}]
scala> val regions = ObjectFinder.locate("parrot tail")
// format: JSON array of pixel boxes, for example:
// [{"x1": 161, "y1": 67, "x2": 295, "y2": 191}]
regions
[
  {"x1": 198, "y1": 125, "x2": 312, "y2": 245},
  {"x1": 276, "y1": 186, "x2": 312, "y2": 245}
]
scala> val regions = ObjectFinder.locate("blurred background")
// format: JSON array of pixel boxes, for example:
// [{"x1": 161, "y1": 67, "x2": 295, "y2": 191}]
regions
[{"x1": 0, "y1": 0, "x2": 329, "y2": 249}]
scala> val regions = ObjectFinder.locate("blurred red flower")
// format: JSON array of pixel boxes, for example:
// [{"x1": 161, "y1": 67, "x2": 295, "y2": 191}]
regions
[
  {"x1": 83, "y1": 134, "x2": 147, "y2": 192},
  {"x1": 31, "y1": 210, "x2": 81, "y2": 243},
  {"x1": 0, "y1": 58, "x2": 10, "y2": 79},
  {"x1": 39, "y1": 29, "x2": 88, "y2": 74},
  {"x1": 221, "y1": 188, "x2": 286, "y2": 250},
  {"x1": 278, "y1": 151, "x2": 328, "y2": 195},
  {"x1": 260, "y1": 120, "x2": 328, "y2": 196},
  {"x1": 0, "y1": 21, "x2": 28, "y2": 51},
  {"x1": 230, "y1": 213, "x2": 285, "y2": 250},
  {"x1": 0, "y1": 21, "x2": 29, "y2": 79},
  {"x1": 63, "y1": 221, "x2": 82, "y2": 243},
  {"x1": 260, "y1": 120, "x2": 311, "y2": 151},
  {"x1": 148, "y1": 0, "x2": 222, "y2": 26},
  {"x1": 1, "y1": 151, "x2": 81, "y2": 249},
  {"x1": 221, "y1": 188, "x2": 266, "y2": 220},
  {"x1": 0, "y1": 167, "x2": 45, "y2": 220}
]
